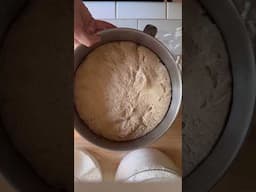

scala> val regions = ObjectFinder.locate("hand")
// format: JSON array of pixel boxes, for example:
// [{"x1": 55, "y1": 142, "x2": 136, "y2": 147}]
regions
[{"x1": 74, "y1": 0, "x2": 116, "y2": 47}]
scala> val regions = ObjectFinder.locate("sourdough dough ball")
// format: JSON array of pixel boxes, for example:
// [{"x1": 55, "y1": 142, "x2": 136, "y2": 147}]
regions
[{"x1": 75, "y1": 41, "x2": 171, "y2": 141}]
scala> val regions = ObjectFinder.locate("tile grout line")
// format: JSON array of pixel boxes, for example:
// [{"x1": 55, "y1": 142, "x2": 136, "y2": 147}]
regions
[
  {"x1": 104, "y1": 18, "x2": 182, "y2": 21},
  {"x1": 165, "y1": 0, "x2": 168, "y2": 19},
  {"x1": 115, "y1": 1, "x2": 117, "y2": 19}
]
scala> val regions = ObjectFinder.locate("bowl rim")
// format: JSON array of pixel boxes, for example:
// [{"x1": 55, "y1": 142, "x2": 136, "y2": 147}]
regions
[
  {"x1": 183, "y1": 0, "x2": 256, "y2": 191},
  {"x1": 74, "y1": 27, "x2": 182, "y2": 151}
]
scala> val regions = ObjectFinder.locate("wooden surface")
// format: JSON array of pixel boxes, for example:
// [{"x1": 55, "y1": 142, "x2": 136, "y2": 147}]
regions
[{"x1": 74, "y1": 111, "x2": 182, "y2": 181}]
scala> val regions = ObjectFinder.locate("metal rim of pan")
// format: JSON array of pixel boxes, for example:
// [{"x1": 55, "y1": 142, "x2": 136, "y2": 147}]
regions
[{"x1": 183, "y1": 0, "x2": 256, "y2": 192}]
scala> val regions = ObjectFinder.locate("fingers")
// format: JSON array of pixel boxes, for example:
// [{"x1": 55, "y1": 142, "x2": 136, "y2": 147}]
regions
[
  {"x1": 75, "y1": 20, "x2": 115, "y2": 47},
  {"x1": 74, "y1": 18, "x2": 115, "y2": 47},
  {"x1": 95, "y1": 20, "x2": 116, "y2": 32}
]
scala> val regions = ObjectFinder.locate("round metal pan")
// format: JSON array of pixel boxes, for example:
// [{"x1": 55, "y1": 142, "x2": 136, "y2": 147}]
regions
[
  {"x1": 183, "y1": 0, "x2": 256, "y2": 191},
  {"x1": 74, "y1": 26, "x2": 182, "y2": 151}
]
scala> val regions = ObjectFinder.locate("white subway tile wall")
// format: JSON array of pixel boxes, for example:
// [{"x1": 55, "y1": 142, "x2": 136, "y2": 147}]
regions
[
  {"x1": 83, "y1": 1, "x2": 182, "y2": 20},
  {"x1": 167, "y1": 2, "x2": 182, "y2": 19},
  {"x1": 116, "y1": 2, "x2": 165, "y2": 19},
  {"x1": 83, "y1": 1, "x2": 182, "y2": 54},
  {"x1": 83, "y1": 1, "x2": 115, "y2": 19},
  {"x1": 103, "y1": 19, "x2": 138, "y2": 29}
]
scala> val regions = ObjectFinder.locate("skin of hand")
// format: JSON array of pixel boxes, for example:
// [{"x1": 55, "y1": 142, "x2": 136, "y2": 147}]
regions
[{"x1": 74, "y1": 0, "x2": 116, "y2": 47}]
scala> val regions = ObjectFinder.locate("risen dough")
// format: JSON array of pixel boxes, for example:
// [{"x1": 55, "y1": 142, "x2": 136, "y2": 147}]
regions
[{"x1": 75, "y1": 41, "x2": 171, "y2": 141}]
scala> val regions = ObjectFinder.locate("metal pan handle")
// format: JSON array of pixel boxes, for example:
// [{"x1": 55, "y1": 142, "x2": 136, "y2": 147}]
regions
[{"x1": 143, "y1": 24, "x2": 158, "y2": 37}]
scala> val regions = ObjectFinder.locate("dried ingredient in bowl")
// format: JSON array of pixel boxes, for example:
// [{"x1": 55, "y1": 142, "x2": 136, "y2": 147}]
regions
[
  {"x1": 183, "y1": 0, "x2": 232, "y2": 177},
  {"x1": 75, "y1": 41, "x2": 171, "y2": 141}
]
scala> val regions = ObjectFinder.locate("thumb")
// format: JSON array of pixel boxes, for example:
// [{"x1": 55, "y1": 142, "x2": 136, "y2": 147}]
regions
[{"x1": 95, "y1": 20, "x2": 116, "y2": 32}]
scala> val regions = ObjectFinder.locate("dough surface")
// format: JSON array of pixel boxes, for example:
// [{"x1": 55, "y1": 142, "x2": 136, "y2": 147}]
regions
[
  {"x1": 75, "y1": 41, "x2": 171, "y2": 141},
  {"x1": 182, "y1": 0, "x2": 232, "y2": 176}
]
